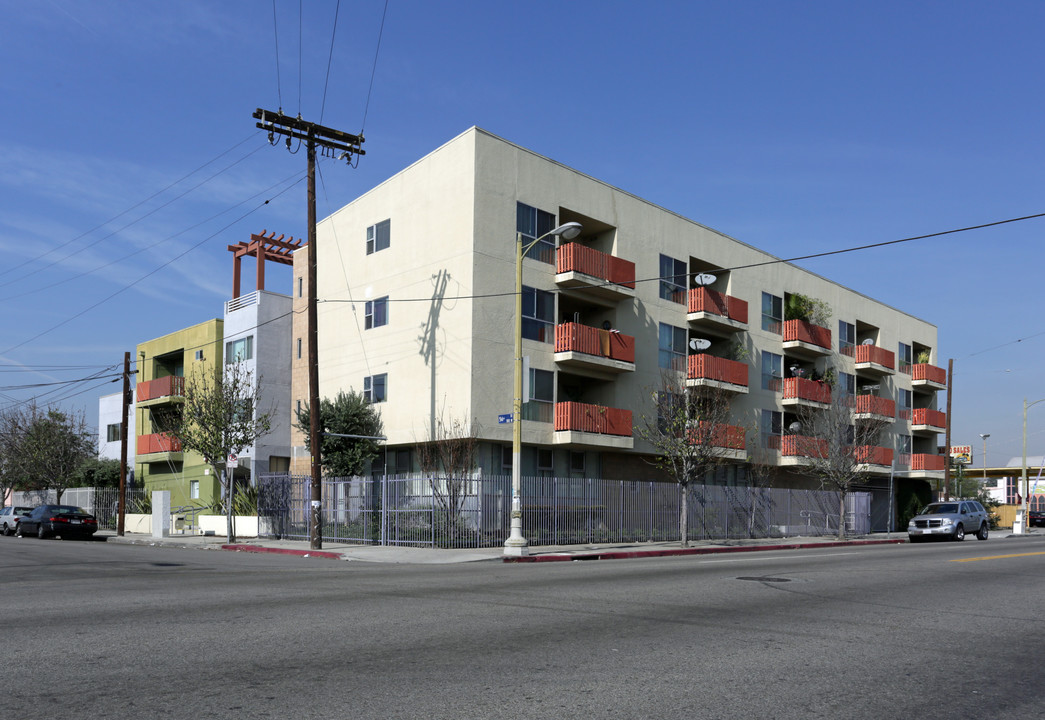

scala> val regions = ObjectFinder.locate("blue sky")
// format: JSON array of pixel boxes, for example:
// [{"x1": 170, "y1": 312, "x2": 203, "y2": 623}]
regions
[{"x1": 1, "y1": 0, "x2": 1042, "y2": 467}]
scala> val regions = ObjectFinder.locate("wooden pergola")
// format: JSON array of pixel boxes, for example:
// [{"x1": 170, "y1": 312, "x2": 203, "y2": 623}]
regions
[{"x1": 227, "y1": 230, "x2": 304, "y2": 298}]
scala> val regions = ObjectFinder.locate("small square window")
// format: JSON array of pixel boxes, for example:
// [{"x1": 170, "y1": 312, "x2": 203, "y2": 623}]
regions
[
  {"x1": 366, "y1": 219, "x2": 390, "y2": 254},
  {"x1": 364, "y1": 373, "x2": 387, "y2": 403},
  {"x1": 365, "y1": 296, "x2": 389, "y2": 329}
]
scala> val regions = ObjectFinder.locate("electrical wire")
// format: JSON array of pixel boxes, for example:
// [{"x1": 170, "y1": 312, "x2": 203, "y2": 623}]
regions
[
  {"x1": 359, "y1": 0, "x2": 389, "y2": 136},
  {"x1": 319, "y1": 0, "x2": 341, "y2": 124},
  {"x1": 272, "y1": 0, "x2": 284, "y2": 112}
]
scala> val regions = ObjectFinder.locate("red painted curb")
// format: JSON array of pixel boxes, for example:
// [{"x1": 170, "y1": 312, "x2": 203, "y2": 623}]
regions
[
  {"x1": 221, "y1": 544, "x2": 342, "y2": 560},
  {"x1": 503, "y1": 538, "x2": 905, "y2": 563}
]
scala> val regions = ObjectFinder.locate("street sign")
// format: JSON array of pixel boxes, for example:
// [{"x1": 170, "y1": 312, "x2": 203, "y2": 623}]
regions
[
  {"x1": 227, "y1": 453, "x2": 239, "y2": 468},
  {"x1": 498, "y1": 413, "x2": 514, "y2": 424}
]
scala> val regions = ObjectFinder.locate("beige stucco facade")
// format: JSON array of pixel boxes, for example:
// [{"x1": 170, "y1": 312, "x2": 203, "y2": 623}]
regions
[{"x1": 292, "y1": 128, "x2": 943, "y2": 485}]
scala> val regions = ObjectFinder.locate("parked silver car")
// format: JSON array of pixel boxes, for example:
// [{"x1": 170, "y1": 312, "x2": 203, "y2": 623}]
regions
[
  {"x1": 0, "y1": 506, "x2": 33, "y2": 536},
  {"x1": 908, "y1": 500, "x2": 989, "y2": 542}
]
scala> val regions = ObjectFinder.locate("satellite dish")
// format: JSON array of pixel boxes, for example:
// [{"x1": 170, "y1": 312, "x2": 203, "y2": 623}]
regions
[
  {"x1": 689, "y1": 338, "x2": 711, "y2": 351},
  {"x1": 693, "y1": 273, "x2": 717, "y2": 286},
  {"x1": 861, "y1": 339, "x2": 875, "y2": 345},
  {"x1": 788, "y1": 422, "x2": 802, "y2": 432}
]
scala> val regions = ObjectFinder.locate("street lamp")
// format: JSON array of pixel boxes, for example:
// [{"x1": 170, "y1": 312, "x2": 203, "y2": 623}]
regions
[
  {"x1": 504, "y1": 220, "x2": 582, "y2": 557},
  {"x1": 979, "y1": 433, "x2": 990, "y2": 482},
  {"x1": 1020, "y1": 399, "x2": 1045, "y2": 534}
]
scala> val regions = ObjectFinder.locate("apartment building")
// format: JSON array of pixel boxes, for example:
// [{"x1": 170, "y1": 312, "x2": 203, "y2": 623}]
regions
[{"x1": 291, "y1": 127, "x2": 946, "y2": 493}]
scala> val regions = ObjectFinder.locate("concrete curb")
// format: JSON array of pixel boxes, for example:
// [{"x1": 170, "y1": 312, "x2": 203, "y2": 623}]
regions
[
  {"x1": 504, "y1": 538, "x2": 907, "y2": 563},
  {"x1": 221, "y1": 544, "x2": 342, "y2": 560}
]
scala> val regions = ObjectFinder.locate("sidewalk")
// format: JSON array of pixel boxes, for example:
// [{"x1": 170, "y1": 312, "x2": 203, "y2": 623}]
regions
[{"x1": 97, "y1": 529, "x2": 964, "y2": 564}]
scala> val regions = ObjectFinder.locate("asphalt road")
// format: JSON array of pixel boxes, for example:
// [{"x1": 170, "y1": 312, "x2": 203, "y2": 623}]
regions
[{"x1": 3, "y1": 535, "x2": 1044, "y2": 719}]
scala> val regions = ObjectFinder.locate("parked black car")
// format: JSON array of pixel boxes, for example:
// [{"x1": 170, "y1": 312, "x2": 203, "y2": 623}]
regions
[
  {"x1": 16, "y1": 505, "x2": 98, "y2": 540},
  {"x1": 1029, "y1": 509, "x2": 1045, "y2": 527}
]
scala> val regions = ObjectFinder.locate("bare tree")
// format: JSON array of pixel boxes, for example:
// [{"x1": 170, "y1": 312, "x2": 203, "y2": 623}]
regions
[
  {"x1": 636, "y1": 374, "x2": 739, "y2": 547},
  {"x1": 731, "y1": 429, "x2": 778, "y2": 538},
  {"x1": 156, "y1": 362, "x2": 273, "y2": 543},
  {"x1": 791, "y1": 388, "x2": 890, "y2": 540},
  {"x1": 416, "y1": 413, "x2": 481, "y2": 546}
]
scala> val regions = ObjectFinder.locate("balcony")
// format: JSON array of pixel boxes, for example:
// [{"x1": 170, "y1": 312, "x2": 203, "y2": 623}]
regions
[
  {"x1": 555, "y1": 244, "x2": 636, "y2": 304},
  {"x1": 911, "y1": 408, "x2": 946, "y2": 434},
  {"x1": 137, "y1": 433, "x2": 183, "y2": 461},
  {"x1": 842, "y1": 344, "x2": 895, "y2": 376},
  {"x1": 137, "y1": 376, "x2": 185, "y2": 406},
  {"x1": 780, "y1": 377, "x2": 832, "y2": 408},
  {"x1": 554, "y1": 323, "x2": 635, "y2": 377},
  {"x1": 781, "y1": 319, "x2": 832, "y2": 358},
  {"x1": 852, "y1": 394, "x2": 895, "y2": 422},
  {"x1": 854, "y1": 445, "x2": 894, "y2": 473},
  {"x1": 779, "y1": 434, "x2": 827, "y2": 466},
  {"x1": 686, "y1": 287, "x2": 748, "y2": 336},
  {"x1": 691, "y1": 422, "x2": 747, "y2": 461},
  {"x1": 686, "y1": 354, "x2": 748, "y2": 394},
  {"x1": 908, "y1": 363, "x2": 946, "y2": 392},
  {"x1": 553, "y1": 401, "x2": 633, "y2": 449}
]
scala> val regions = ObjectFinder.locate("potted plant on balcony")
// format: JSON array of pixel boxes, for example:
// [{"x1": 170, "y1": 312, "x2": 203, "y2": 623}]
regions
[{"x1": 785, "y1": 293, "x2": 831, "y2": 328}]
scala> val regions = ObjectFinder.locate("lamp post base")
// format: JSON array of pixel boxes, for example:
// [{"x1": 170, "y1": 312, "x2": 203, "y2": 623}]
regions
[{"x1": 503, "y1": 535, "x2": 530, "y2": 557}]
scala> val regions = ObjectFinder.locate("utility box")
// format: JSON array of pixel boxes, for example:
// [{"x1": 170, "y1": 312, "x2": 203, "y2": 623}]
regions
[
  {"x1": 1014, "y1": 509, "x2": 1026, "y2": 534},
  {"x1": 152, "y1": 491, "x2": 171, "y2": 538}
]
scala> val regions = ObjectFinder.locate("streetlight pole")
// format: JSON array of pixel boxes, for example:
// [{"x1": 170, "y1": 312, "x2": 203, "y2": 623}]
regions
[
  {"x1": 980, "y1": 433, "x2": 990, "y2": 482},
  {"x1": 1021, "y1": 399, "x2": 1045, "y2": 533},
  {"x1": 504, "y1": 221, "x2": 582, "y2": 557}
]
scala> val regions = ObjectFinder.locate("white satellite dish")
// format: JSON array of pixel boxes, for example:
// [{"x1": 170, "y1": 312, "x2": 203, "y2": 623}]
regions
[
  {"x1": 788, "y1": 422, "x2": 802, "y2": 432},
  {"x1": 693, "y1": 273, "x2": 717, "y2": 286},
  {"x1": 689, "y1": 338, "x2": 711, "y2": 351},
  {"x1": 861, "y1": 339, "x2": 875, "y2": 345}
]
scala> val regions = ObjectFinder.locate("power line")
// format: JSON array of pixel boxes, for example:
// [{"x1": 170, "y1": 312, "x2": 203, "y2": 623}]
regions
[
  {"x1": 359, "y1": 0, "x2": 389, "y2": 136},
  {"x1": 271, "y1": 0, "x2": 284, "y2": 112},
  {"x1": 319, "y1": 0, "x2": 341, "y2": 124}
]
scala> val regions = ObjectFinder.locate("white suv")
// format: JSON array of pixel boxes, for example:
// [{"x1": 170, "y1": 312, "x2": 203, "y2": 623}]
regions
[
  {"x1": 908, "y1": 500, "x2": 989, "y2": 542},
  {"x1": 0, "y1": 506, "x2": 33, "y2": 536}
]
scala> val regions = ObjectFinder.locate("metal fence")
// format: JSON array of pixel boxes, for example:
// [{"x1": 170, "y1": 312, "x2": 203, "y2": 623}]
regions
[
  {"x1": 11, "y1": 486, "x2": 147, "y2": 531},
  {"x1": 256, "y1": 473, "x2": 871, "y2": 548}
]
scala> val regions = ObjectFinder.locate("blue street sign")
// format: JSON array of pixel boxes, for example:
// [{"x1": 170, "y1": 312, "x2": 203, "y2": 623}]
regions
[{"x1": 497, "y1": 413, "x2": 514, "y2": 424}]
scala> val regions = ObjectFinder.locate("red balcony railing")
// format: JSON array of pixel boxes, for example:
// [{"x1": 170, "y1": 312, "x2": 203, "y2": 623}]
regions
[
  {"x1": 688, "y1": 354, "x2": 748, "y2": 387},
  {"x1": 690, "y1": 422, "x2": 746, "y2": 450},
  {"x1": 910, "y1": 363, "x2": 947, "y2": 385},
  {"x1": 854, "y1": 445, "x2": 893, "y2": 466},
  {"x1": 912, "y1": 408, "x2": 946, "y2": 428},
  {"x1": 556, "y1": 244, "x2": 636, "y2": 288},
  {"x1": 137, "y1": 376, "x2": 185, "y2": 402},
  {"x1": 687, "y1": 287, "x2": 748, "y2": 324},
  {"x1": 782, "y1": 319, "x2": 832, "y2": 351},
  {"x1": 137, "y1": 433, "x2": 182, "y2": 455},
  {"x1": 554, "y1": 401, "x2": 632, "y2": 437},
  {"x1": 842, "y1": 344, "x2": 895, "y2": 369},
  {"x1": 781, "y1": 377, "x2": 832, "y2": 404},
  {"x1": 781, "y1": 435, "x2": 827, "y2": 458},
  {"x1": 904, "y1": 453, "x2": 946, "y2": 471},
  {"x1": 554, "y1": 323, "x2": 635, "y2": 363},
  {"x1": 853, "y1": 394, "x2": 895, "y2": 418}
]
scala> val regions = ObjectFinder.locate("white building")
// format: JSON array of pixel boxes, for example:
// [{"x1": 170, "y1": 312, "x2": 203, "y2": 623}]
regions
[{"x1": 98, "y1": 391, "x2": 134, "y2": 462}]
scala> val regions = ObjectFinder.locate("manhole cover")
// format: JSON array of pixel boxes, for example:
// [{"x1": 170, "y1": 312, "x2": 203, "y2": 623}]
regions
[{"x1": 737, "y1": 576, "x2": 790, "y2": 583}]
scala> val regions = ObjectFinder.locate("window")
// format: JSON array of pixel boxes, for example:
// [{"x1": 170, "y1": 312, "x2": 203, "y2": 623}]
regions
[
  {"x1": 366, "y1": 219, "x2": 390, "y2": 254},
  {"x1": 364, "y1": 373, "x2": 387, "y2": 403},
  {"x1": 190, "y1": 480, "x2": 200, "y2": 500},
  {"x1": 106, "y1": 423, "x2": 121, "y2": 443},
  {"x1": 839, "y1": 371, "x2": 856, "y2": 396},
  {"x1": 195, "y1": 349, "x2": 205, "y2": 361},
  {"x1": 296, "y1": 337, "x2": 302, "y2": 360},
  {"x1": 761, "y1": 409, "x2": 782, "y2": 450},
  {"x1": 522, "y1": 368, "x2": 554, "y2": 422},
  {"x1": 297, "y1": 276, "x2": 303, "y2": 298},
  {"x1": 537, "y1": 449, "x2": 554, "y2": 471},
  {"x1": 522, "y1": 286, "x2": 554, "y2": 342},
  {"x1": 898, "y1": 389, "x2": 912, "y2": 420},
  {"x1": 225, "y1": 336, "x2": 253, "y2": 364},
  {"x1": 296, "y1": 399, "x2": 302, "y2": 417},
  {"x1": 517, "y1": 202, "x2": 557, "y2": 263},
  {"x1": 659, "y1": 254, "x2": 687, "y2": 302},
  {"x1": 898, "y1": 342, "x2": 913, "y2": 370},
  {"x1": 365, "y1": 296, "x2": 388, "y2": 329},
  {"x1": 762, "y1": 292, "x2": 782, "y2": 333},
  {"x1": 898, "y1": 434, "x2": 912, "y2": 457},
  {"x1": 570, "y1": 451, "x2": 585, "y2": 473},
  {"x1": 839, "y1": 321, "x2": 855, "y2": 354},
  {"x1": 501, "y1": 445, "x2": 513, "y2": 472},
  {"x1": 761, "y1": 351, "x2": 782, "y2": 390},
  {"x1": 658, "y1": 323, "x2": 687, "y2": 371}
]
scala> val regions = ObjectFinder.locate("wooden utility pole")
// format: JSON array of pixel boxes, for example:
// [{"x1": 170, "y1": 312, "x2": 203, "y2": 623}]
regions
[
  {"x1": 253, "y1": 109, "x2": 364, "y2": 550},
  {"x1": 118, "y1": 351, "x2": 132, "y2": 536},
  {"x1": 943, "y1": 358, "x2": 954, "y2": 500}
]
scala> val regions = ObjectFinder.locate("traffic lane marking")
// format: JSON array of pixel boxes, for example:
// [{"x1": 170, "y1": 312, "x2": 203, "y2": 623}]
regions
[{"x1": 952, "y1": 551, "x2": 1045, "y2": 562}]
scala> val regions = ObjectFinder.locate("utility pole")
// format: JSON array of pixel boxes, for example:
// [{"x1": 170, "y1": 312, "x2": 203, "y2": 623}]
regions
[
  {"x1": 118, "y1": 351, "x2": 133, "y2": 536},
  {"x1": 943, "y1": 358, "x2": 954, "y2": 500},
  {"x1": 253, "y1": 109, "x2": 364, "y2": 550}
]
